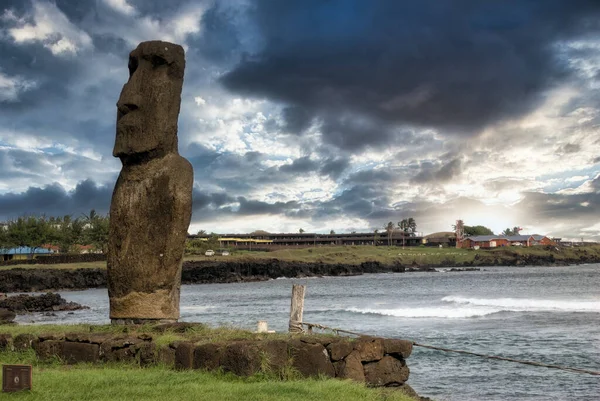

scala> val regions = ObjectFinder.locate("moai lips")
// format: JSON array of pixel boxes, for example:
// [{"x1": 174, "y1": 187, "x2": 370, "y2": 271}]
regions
[{"x1": 108, "y1": 41, "x2": 193, "y2": 323}]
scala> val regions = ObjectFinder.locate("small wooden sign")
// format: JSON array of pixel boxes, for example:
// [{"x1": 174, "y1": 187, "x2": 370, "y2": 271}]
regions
[{"x1": 2, "y1": 365, "x2": 32, "y2": 392}]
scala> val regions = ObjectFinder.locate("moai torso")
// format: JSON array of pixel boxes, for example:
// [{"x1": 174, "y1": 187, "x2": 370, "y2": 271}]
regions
[{"x1": 107, "y1": 41, "x2": 193, "y2": 323}]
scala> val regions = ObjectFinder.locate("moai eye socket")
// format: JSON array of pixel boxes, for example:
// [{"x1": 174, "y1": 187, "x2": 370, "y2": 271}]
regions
[
  {"x1": 151, "y1": 55, "x2": 168, "y2": 67},
  {"x1": 128, "y1": 56, "x2": 138, "y2": 77}
]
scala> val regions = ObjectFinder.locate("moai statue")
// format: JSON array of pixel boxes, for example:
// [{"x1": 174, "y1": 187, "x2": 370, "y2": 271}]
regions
[{"x1": 108, "y1": 41, "x2": 193, "y2": 323}]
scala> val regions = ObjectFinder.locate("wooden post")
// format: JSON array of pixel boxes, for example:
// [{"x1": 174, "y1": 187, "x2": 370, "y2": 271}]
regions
[{"x1": 288, "y1": 284, "x2": 306, "y2": 333}]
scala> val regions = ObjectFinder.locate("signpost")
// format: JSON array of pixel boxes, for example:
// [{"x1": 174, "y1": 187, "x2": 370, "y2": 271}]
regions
[{"x1": 2, "y1": 365, "x2": 32, "y2": 392}]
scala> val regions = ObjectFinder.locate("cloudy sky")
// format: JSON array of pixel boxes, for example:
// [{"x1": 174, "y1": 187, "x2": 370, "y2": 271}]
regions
[{"x1": 0, "y1": 0, "x2": 599, "y2": 239}]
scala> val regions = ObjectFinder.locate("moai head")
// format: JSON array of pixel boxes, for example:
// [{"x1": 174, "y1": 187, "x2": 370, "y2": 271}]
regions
[{"x1": 114, "y1": 41, "x2": 185, "y2": 163}]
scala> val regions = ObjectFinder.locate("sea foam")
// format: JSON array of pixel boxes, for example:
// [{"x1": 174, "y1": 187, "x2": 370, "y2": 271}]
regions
[
  {"x1": 345, "y1": 306, "x2": 501, "y2": 318},
  {"x1": 441, "y1": 296, "x2": 600, "y2": 313}
]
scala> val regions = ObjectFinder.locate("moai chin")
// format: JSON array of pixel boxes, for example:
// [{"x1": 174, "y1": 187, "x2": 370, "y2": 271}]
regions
[{"x1": 108, "y1": 41, "x2": 193, "y2": 323}]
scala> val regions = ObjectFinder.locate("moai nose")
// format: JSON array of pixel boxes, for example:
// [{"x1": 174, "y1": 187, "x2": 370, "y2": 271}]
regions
[{"x1": 116, "y1": 91, "x2": 143, "y2": 116}]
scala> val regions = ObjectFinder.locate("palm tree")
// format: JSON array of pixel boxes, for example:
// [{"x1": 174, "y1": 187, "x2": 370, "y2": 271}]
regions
[
  {"x1": 385, "y1": 222, "x2": 394, "y2": 246},
  {"x1": 299, "y1": 228, "x2": 305, "y2": 234}
]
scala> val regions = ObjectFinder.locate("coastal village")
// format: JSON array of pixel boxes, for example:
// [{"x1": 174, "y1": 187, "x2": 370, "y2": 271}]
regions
[{"x1": 0, "y1": 213, "x2": 578, "y2": 262}]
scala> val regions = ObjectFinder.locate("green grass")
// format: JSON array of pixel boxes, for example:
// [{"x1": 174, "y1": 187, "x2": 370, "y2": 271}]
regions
[
  {"x1": 0, "y1": 324, "x2": 336, "y2": 349},
  {"x1": 4, "y1": 244, "x2": 600, "y2": 270},
  {"x1": 0, "y1": 365, "x2": 415, "y2": 401},
  {"x1": 0, "y1": 347, "x2": 415, "y2": 401}
]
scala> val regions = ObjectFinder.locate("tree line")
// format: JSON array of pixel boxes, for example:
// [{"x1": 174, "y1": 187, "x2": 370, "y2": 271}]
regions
[{"x1": 0, "y1": 210, "x2": 109, "y2": 254}]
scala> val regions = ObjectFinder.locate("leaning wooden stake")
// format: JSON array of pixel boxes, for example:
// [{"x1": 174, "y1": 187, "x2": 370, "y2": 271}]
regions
[{"x1": 288, "y1": 284, "x2": 306, "y2": 333}]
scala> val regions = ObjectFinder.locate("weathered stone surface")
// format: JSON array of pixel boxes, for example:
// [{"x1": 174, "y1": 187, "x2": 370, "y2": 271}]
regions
[
  {"x1": 107, "y1": 40, "x2": 193, "y2": 322},
  {"x1": 61, "y1": 342, "x2": 100, "y2": 364},
  {"x1": 396, "y1": 383, "x2": 420, "y2": 399},
  {"x1": 364, "y1": 356, "x2": 410, "y2": 386},
  {"x1": 193, "y1": 343, "x2": 223, "y2": 370},
  {"x1": 0, "y1": 333, "x2": 12, "y2": 350},
  {"x1": 138, "y1": 342, "x2": 156, "y2": 366},
  {"x1": 174, "y1": 342, "x2": 195, "y2": 370},
  {"x1": 221, "y1": 342, "x2": 263, "y2": 376},
  {"x1": 38, "y1": 333, "x2": 64, "y2": 342},
  {"x1": 13, "y1": 334, "x2": 35, "y2": 351},
  {"x1": 336, "y1": 350, "x2": 365, "y2": 382},
  {"x1": 354, "y1": 337, "x2": 384, "y2": 362},
  {"x1": 99, "y1": 337, "x2": 144, "y2": 362},
  {"x1": 289, "y1": 339, "x2": 335, "y2": 378},
  {"x1": 0, "y1": 308, "x2": 16, "y2": 323},
  {"x1": 157, "y1": 346, "x2": 176, "y2": 367},
  {"x1": 33, "y1": 339, "x2": 62, "y2": 359},
  {"x1": 383, "y1": 339, "x2": 413, "y2": 358},
  {"x1": 259, "y1": 340, "x2": 289, "y2": 373},
  {"x1": 327, "y1": 340, "x2": 354, "y2": 361}
]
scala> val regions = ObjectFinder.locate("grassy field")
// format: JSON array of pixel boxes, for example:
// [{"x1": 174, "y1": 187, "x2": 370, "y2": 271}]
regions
[
  {"x1": 0, "y1": 351, "x2": 415, "y2": 401},
  {"x1": 0, "y1": 325, "x2": 415, "y2": 401},
  {"x1": 3, "y1": 244, "x2": 600, "y2": 270}
]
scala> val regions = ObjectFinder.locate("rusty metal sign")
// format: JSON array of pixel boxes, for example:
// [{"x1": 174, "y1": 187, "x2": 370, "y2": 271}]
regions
[{"x1": 2, "y1": 365, "x2": 32, "y2": 392}]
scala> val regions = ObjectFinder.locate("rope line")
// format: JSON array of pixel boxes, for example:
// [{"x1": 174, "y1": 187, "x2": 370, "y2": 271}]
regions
[{"x1": 299, "y1": 321, "x2": 600, "y2": 377}]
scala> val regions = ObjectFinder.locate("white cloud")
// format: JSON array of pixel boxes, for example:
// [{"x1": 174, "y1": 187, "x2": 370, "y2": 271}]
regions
[
  {"x1": 2, "y1": 1, "x2": 93, "y2": 56},
  {"x1": 104, "y1": 0, "x2": 136, "y2": 16},
  {"x1": 0, "y1": 71, "x2": 36, "y2": 102}
]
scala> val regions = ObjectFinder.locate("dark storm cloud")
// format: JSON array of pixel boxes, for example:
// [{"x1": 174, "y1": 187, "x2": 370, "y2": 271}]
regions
[
  {"x1": 187, "y1": 2, "x2": 244, "y2": 63},
  {"x1": 192, "y1": 190, "x2": 236, "y2": 211},
  {"x1": 517, "y1": 190, "x2": 600, "y2": 225},
  {"x1": 411, "y1": 158, "x2": 463, "y2": 184},
  {"x1": 319, "y1": 157, "x2": 349, "y2": 180},
  {"x1": 221, "y1": 0, "x2": 600, "y2": 149},
  {"x1": 0, "y1": 180, "x2": 113, "y2": 219},
  {"x1": 278, "y1": 156, "x2": 319, "y2": 174}
]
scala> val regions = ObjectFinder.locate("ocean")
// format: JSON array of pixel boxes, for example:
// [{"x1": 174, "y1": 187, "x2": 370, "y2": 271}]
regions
[{"x1": 14, "y1": 264, "x2": 600, "y2": 401}]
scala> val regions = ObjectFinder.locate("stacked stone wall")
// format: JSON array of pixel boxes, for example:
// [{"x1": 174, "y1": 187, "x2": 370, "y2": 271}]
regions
[{"x1": 0, "y1": 332, "x2": 415, "y2": 392}]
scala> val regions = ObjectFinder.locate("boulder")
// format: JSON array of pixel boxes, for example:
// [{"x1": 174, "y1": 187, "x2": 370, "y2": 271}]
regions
[
  {"x1": 0, "y1": 308, "x2": 16, "y2": 323},
  {"x1": 13, "y1": 333, "x2": 35, "y2": 351},
  {"x1": 336, "y1": 350, "x2": 365, "y2": 382},
  {"x1": 383, "y1": 339, "x2": 413, "y2": 358},
  {"x1": 193, "y1": 343, "x2": 223, "y2": 370},
  {"x1": 220, "y1": 342, "x2": 263, "y2": 376},
  {"x1": 354, "y1": 337, "x2": 384, "y2": 362},
  {"x1": 60, "y1": 342, "x2": 99, "y2": 364},
  {"x1": 364, "y1": 356, "x2": 410, "y2": 386},
  {"x1": 138, "y1": 342, "x2": 156, "y2": 366},
  {"x1": 327, "y1": 340, "x2": 354, "y2": 361},
  {"x1": 99, "y1": 337, "x2": 144, "y2": 362},
  {"x1": 157, "y1": 346, "x2": 176, "y2": 367},
  {"x1": 174, "y1": 342, "x2": 195, "y2": 370},
  {"x1": 0, "y1": 333, "x2": 12, "y2": 350},
  {"x1": 258, "y1": 340, "x2": 289, "y2": 373},
  {"x1": 289, "y1": 339, "x2": 335, "y2": 378},
  {"x1": 33, "y1": 339, "x2": 62, "y2": 359}
]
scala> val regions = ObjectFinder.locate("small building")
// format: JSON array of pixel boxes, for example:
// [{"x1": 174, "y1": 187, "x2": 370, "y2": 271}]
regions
[
  {"x1": 423, "y1": 232, "x2": 456, "y2": 247},
  {"x1": 1, "y1": 246, "x2": 54, "y2": 261},
  {"x1": 459, "y1": 234, "x2": 556, "y2": 249}
]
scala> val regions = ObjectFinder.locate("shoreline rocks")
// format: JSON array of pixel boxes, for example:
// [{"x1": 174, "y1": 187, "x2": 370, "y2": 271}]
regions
[
  {"x1": 0, "y1": 253, "x2": 598, "y2": 293},
  {"x1": 0, "y1": 292, "x2": 88, "y2": 315}
]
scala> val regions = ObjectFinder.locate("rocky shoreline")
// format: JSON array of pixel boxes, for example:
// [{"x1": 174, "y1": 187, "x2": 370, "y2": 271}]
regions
[
  {"x1": 0, "y1": 292, "x2": 88, "y2": 323},
  {"x1": 0, "y1": 252, "x2": 598, "y2": 293}
]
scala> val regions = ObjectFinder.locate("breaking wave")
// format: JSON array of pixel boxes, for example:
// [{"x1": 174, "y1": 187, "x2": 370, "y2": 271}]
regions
[
  {"x1": 442, "y1": 296, "x2": 600, "y2": 313},
  {"x1": 345, "y1": 307, "x2": 501, "y2": 319}
]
